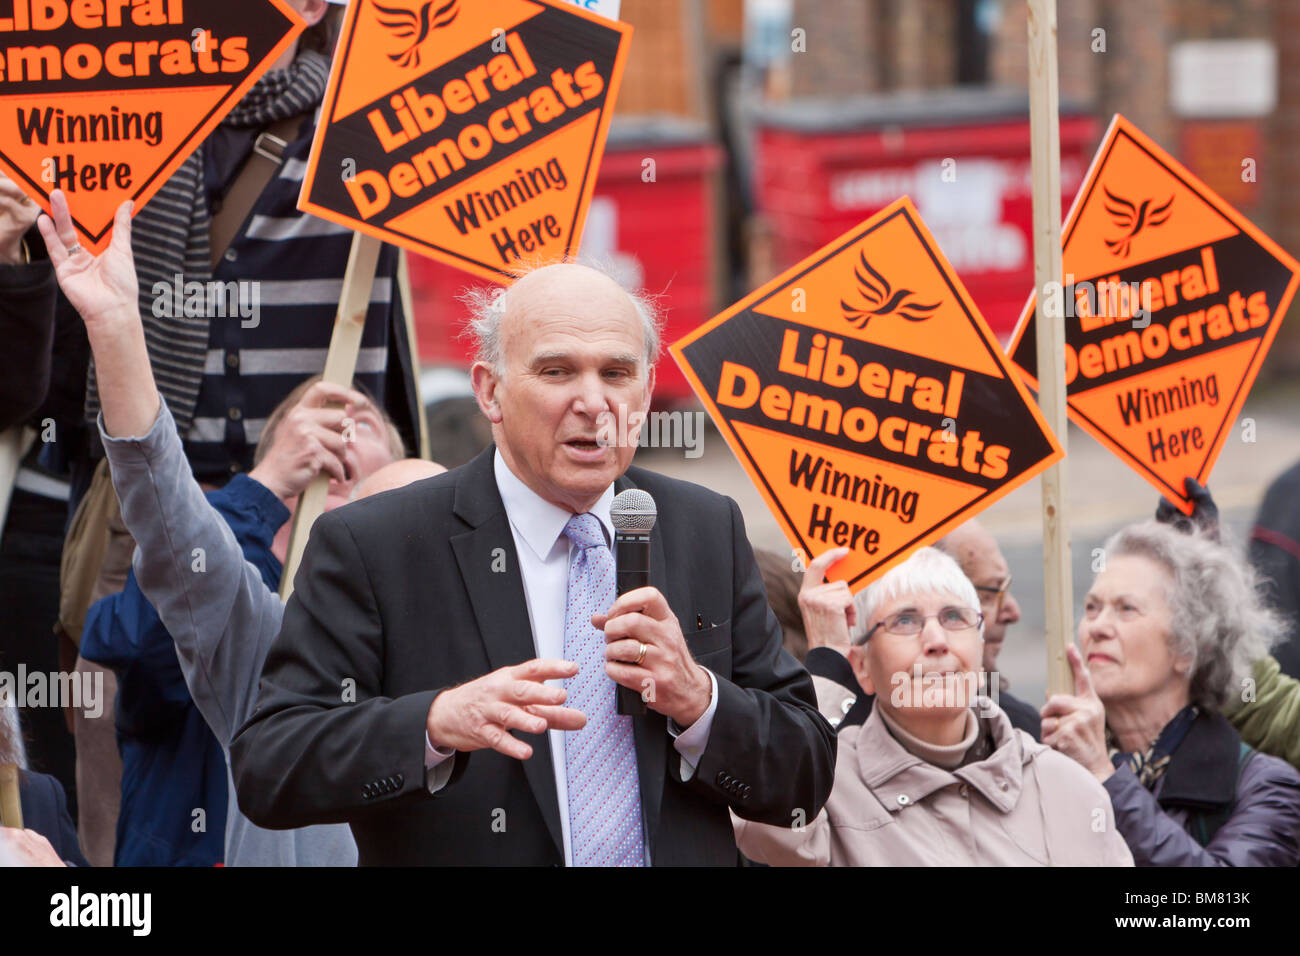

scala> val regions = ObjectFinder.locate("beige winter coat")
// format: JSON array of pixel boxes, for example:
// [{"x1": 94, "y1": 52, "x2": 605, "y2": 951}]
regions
[{"x1": 734, "y1": 678, "x2": 1134, "y2": 866}]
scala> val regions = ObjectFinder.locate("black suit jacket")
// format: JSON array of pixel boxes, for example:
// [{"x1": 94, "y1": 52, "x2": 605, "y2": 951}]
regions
[{"x1": 230, "y1": 448, "x2": 836, "y2": 865}]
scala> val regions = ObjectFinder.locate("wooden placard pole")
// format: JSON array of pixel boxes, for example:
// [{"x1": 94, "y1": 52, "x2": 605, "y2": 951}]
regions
[
  {"x1": 396, "y1": 250, "x2": 431, "y2": 461},
  {"x1": 279, "y1": 232, "x2": 383, "y2": 602},
  {"x1": 0, "y1": 763, "x2": 22, "y2": 829},
  {"x1": 1027, "y1": 0, "x2": 1075, "y2": 696}
]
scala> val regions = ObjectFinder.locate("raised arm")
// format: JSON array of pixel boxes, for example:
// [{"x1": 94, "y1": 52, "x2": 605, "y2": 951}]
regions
[{"x1": 36, "y1": 191, "x2": 157, "y2": 439}]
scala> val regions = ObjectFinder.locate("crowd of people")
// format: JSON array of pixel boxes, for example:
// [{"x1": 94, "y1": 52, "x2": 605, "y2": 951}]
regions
[{"x1": 2, "y1": 0, "x2": 1300, "y2": 869}]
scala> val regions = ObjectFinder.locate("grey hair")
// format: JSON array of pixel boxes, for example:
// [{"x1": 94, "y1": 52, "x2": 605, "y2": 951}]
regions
[
  {"x1": 459, "y1": 258, "x2": 664, "y2": 374},
  {"x1": 850, "y1": 546, "x2": 984, "y2": 644},
  {"x1": 0, "y1": 698, "x2": 26, "y2": 769},
  {"x1": 1102, "y1": 520, "x2": 1285, "y2": 713}
]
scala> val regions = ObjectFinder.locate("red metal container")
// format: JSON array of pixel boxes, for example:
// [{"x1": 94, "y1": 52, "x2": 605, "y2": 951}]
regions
[
  {"x1": 752, "y1": 89, "x2": 1098, "y2": 339},
  {"x1": 407, "y1": 116, "x2": 723, "y2": 404}
]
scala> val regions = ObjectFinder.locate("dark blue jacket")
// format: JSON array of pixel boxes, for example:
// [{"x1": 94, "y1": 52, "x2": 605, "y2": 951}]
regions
[
  {"x1": 80, "y1": 474, "x2": 287, "y2": 866},
  {"x1": 19, "y1": 769, "x2": 90, "y2": 867}
]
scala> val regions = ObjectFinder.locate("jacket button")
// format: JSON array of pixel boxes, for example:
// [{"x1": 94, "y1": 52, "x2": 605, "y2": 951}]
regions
[
  {"x1": 716, "y1": 771, "x2": 728, "y2": 785},
  {"x1": 897, "y1": 794, "x2": 910, "y2": 806},
  {"x1": 395, "y1": 773, "x2": 405, "y2": 786}
]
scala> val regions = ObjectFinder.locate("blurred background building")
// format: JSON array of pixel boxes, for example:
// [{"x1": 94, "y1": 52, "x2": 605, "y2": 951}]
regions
[{"x1": 411, "y1": 0, "x2": 1299, "y2": 463}]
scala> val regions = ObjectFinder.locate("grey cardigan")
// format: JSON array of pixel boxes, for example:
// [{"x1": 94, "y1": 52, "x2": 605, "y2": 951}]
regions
[{"x1": 101, "y1": 399, "x2": 356, "y2": 866}]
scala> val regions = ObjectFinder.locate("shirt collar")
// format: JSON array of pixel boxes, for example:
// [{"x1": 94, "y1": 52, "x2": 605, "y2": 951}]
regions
[{"x1": 493, "y1": 449, "x2": 616, "y2": 559}]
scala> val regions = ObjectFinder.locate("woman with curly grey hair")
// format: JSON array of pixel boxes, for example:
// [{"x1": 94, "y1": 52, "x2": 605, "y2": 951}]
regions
[{"x1": 1044, "y1": 519, "x2": 1300, "y2": 866}]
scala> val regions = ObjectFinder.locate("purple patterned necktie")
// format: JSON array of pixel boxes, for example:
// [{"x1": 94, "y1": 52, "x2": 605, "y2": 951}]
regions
[{"x1": 562, "y1": 513, "x2": 645, "y2": 866}]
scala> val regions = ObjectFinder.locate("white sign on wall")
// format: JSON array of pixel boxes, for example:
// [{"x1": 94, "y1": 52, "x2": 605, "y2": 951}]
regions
[{"x1": 1170, "y1": 40, "x2": 1277, "y2": 118}]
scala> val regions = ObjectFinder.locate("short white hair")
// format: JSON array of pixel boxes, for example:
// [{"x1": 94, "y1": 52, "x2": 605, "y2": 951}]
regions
[
  {"x1": 460, "y1": 258, "x2": 663, "y2": 374},
  {"x1": 850, "y1": 546, "x2": 983, "y2": 644}
]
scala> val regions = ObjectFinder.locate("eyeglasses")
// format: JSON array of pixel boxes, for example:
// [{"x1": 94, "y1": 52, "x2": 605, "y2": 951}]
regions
[
  {"x1": 860, "y1": 607, "x2": 984, "y2": 642},
  {"x1": 974, "y1": 575, "x2": 1013, "y2": 615}
]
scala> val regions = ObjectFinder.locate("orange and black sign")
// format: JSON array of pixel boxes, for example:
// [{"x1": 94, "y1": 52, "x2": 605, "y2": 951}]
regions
[
  {"x1": 0, "y1": 0, "x2": 304, "y2": 253},
  {"x1": 672, "y1": 197, "x2": 1063, "y2": 590},
  {"x1": 1009, "y1": 115, "x2": 1299, "y2": 514},
  {"x1": 298, "y1": 0, "x2": 631, "y2": 283}
]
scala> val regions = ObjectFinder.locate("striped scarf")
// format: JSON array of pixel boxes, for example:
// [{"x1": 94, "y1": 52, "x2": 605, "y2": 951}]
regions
[{"x1": 85, "y1": 51, "x2": 331, "y2": 435}]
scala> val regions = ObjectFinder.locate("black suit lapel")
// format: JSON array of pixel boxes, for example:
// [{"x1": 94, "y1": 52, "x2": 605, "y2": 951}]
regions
[
  {"x1": 450, "y1": 448, "x2": 564, "y2": 856},
  {"x1": 615, "y1": 471, "x2": 669, "y2": 860}
]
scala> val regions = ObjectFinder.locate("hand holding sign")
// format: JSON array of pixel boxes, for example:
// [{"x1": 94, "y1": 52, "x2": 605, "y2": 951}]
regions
[
  {"x1": 36, "y1": 189, "x2": 138, "y2": 328},
  {"x1": 248, "y1": 381, "x2": 373, "y2": 501},
  {"x1": 798, "y1": 547, "x2": 855, "y2": 656},
  {"x1": 0, "y1": 172, "x2": 40, "y2": 264}
]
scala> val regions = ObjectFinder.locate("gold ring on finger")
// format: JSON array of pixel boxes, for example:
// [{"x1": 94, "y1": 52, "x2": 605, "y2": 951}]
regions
[{"x1": 633, "y1": 641, "x2": 648, "y2": 666}]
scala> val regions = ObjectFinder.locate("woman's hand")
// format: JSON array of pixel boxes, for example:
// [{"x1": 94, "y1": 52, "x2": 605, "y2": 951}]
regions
[
  {"x1": 0, "y1": 173, "x2": 41, "y2": 264},
  {"x1": 35, "y1": 189, "x2": 138, "y2": 327},
  {"x1": 37, "y1": 188, "x2": 158, "y2": 438},
  {"x1": 1041, "y1": 644, "x2": 1114, "y2": 781},
  {"x1": 797, "y1": 547, "x2": 855, "y2": 656}
]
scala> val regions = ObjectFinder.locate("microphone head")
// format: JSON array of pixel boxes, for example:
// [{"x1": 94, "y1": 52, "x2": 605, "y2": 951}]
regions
[{"x1": 611, "y1": 489, "x2": 657, "y2": 533}]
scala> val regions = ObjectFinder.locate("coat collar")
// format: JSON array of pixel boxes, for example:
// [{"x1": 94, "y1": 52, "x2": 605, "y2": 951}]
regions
[
  {"x1": 1153, "y1": 709, "x2": 1240, "y2": 809},
  {"x1": 447, "y1": 448, "x2": 669, "y2": 860},
  {"x1": 854, "y1": 702, "x2": 1026, "y2": 814}
]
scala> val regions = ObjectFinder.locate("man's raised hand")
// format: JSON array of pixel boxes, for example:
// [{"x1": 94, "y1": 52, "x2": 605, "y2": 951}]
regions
[{"x1": 426, "y1": 659, "x2": 586, "y2": 761}]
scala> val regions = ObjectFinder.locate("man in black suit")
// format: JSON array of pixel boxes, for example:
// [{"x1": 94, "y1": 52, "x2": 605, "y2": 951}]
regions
[{"x1": 230, "y1": 263, "x2": 835, "y2": 865}]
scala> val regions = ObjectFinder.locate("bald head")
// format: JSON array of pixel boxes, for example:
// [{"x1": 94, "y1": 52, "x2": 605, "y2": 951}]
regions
[
  {"x1": 466, "y1": 261, "x2": 661, "y2": 374},
  {"x1": 938, "y1": 519, "x2": 1020, "y2": 670},
  {"x1": 938, "y1": 519, "x2": 998, "y2": 570},
  {"x1": 352, "y1": 458, "x2": 447, "y2": 500}
]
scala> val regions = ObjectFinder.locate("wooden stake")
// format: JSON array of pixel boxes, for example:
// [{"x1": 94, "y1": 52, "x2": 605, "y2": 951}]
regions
[
  {"x1": 396, "y1": 250, "x2": 431, "y2": 461},
  {"x1": 1028, "y1": 0, "x2": 1075, "y2": 696},
  {"x1": 280, "y1": 233, "x2": 382, "y2": 602},
  {"x1": 0, "y1": 763, "x2": 22, "y2": 829}
]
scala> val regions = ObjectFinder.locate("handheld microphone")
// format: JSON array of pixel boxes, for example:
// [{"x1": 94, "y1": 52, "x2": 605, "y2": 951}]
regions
[{"x1": 611, "y1": 489, "x2": 656, "y2": 716}]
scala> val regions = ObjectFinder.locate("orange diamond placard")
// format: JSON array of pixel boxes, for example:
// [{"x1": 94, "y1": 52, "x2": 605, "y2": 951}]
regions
[
  {"x1": 671, "y1": 197, "x2": 1063, "y2": 591},
  {"x1": 0, "y1": 0, "x2": 305, "y2": 254},
  {"x1": 1009, "y1": 115, "x2": 1300, "y2": 514},
  {"x1": 298, "y1": 0, "x2": 631, "y2": 283}
]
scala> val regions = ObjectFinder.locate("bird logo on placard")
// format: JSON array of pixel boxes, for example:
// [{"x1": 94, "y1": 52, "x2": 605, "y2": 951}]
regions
[
  {"x1": 373, "y1": 0, "x2": 461, "y2": 69},
  {"x1": 840, "y1": 248, "x2": 941, "y2": 330},
  {"x1": 1102, "y1": 186, "x2": 1173, "y2": 258}
]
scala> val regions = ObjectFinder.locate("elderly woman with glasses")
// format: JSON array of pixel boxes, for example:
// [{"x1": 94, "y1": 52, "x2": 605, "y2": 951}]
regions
[
  {"x1": 734, "y1": 546, "x2": 1133, "y2": 866},
  {"x1": 1044, "y1": 521, "x2": 1300, "y2": 866}
]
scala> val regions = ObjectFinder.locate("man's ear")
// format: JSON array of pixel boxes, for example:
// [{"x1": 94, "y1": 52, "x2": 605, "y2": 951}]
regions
[
  {"x1": 470, "y1": 362, "x2": 504, "y2": 424},
  {"x1": 849, "y1": 645, "x2": 876, "y2": 697}
]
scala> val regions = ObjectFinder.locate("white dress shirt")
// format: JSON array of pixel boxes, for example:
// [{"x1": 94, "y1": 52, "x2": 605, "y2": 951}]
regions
[{"x1": 424, "y1": 450, "x2": 718, "y2": 864}]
